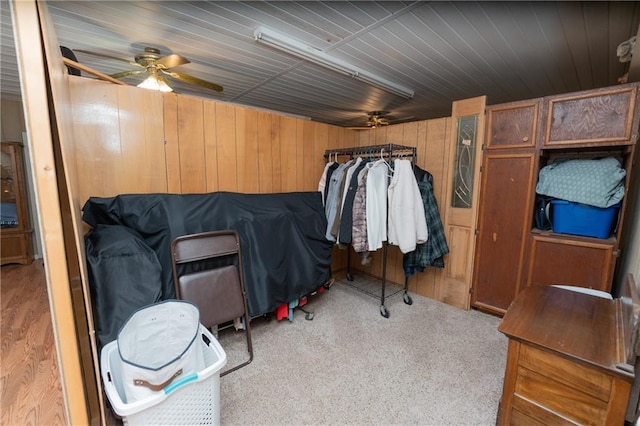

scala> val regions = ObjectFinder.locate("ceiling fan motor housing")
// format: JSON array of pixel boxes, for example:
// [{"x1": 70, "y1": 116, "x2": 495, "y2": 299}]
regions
[{"x1": 135, "y1": 47, "x2": 162, "y2": 67}]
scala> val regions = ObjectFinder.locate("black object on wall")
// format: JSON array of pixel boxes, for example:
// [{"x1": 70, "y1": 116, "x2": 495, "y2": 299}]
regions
[{"x1": 60, "y1": 46, "x2": 81, "y2": 76}]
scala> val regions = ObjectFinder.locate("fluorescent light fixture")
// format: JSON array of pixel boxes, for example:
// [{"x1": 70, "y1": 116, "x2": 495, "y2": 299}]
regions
[
  {"x1": 137, "y1": 68, "x2": 173, "y2": 93},
  {"x1": 254, "y1": 27, "x2": 414, "y2": 99}
]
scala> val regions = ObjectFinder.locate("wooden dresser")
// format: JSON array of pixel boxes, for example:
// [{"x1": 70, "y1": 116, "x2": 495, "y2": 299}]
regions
[{"x1": 497, "y1": 280, "x2": 639, "y2": 425}]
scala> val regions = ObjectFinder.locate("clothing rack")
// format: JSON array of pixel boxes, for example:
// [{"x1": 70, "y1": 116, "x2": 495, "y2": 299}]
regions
[{"x1": 324, "y1": 143, "x2": 416, "y2": 318}]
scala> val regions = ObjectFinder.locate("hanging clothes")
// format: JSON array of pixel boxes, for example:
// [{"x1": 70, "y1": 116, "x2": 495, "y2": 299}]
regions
[
  {"x1": 338, "y1": 159, "x2": 367, "y2": 245},
  {"x1": 365, "y1": 159, "x2": 389, "y2": 251},
  {"x1": 318, "y1": 161, "x2": 336, "y2": 206},
  {"x1": 351, "y1": 166, "x2": 369, "y2": 253},
  {"x1": 332, "y1": 158, "x2": 362, "y2": 240},
  {"x1": 404, "y1": 166, "x2": 450, "y2": 276},
  {"x1": 324, "y1": 160, "x2": 352, "y2": 241},
  {"x1": 388, "y1": 159, "x2": 428, "y2": 254}
]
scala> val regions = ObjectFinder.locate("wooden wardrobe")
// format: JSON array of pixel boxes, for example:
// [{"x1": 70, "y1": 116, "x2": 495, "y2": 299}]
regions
[{"x1": 472, "y1": 83, "x2": 640, "y2": 315}]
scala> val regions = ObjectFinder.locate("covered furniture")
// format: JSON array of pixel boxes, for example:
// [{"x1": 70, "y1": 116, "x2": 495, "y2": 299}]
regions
[
  {"x1": 82, "y1": 191, "x2": 333, "y2": 318},
  {"x1": 171, "y1": 230, "x2": 253, "y2": 376}
]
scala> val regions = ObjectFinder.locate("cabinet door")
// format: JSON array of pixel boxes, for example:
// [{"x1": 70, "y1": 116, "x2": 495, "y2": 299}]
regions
[
  {"x1": 485, "y1": 99, "x2": 541, "y2": 150},
  {"x1": 471, "y1": 151, "x2": 537, "y2": 314},
  {"x1": 543, "y1": 84, "x2": 639, "y2": 148},
  {"x1": 527, "y1": 234, "x2": 615, "y2": 292}
]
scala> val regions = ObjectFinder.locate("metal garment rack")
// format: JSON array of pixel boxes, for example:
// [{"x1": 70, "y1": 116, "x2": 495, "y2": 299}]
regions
[{"x1": 324, "y1": 143, "x2": 416, "y2": 318}]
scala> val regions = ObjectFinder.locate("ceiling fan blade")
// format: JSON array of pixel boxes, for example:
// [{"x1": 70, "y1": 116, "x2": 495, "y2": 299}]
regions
[
  {"x1": 161, "y1": 70, "x2": 223, "y2": 92},
  {"x1": 110, "y1": 69, "x2": 146, "y2": 79},
  {"x1": 73, "y1": 49, "x2": 142, "y2": 68},
  {"x1": 156, "y1": 54, "x2": 190, "y2": 69}
]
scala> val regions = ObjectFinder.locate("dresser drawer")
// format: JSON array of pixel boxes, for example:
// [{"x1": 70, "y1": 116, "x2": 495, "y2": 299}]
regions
[
  {"x1": 512, "y1": 396, "x2": 575, "y2": 426},
  {"x1": 519, "y1": 344, "x2": 612, "y2": 401},
  {"x1": 515, "y1": 345, "x2": 611, "y2": 424}
]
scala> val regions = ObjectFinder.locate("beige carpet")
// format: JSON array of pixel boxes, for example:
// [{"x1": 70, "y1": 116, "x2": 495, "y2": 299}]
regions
[{"x1": 217, "y1": 276, "x2": 507, "y2": 426}]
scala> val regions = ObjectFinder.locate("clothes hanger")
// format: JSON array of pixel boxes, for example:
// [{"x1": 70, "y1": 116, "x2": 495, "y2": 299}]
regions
[{"x1": 380, "y1": 148, "x2": 392, "y2": 168}]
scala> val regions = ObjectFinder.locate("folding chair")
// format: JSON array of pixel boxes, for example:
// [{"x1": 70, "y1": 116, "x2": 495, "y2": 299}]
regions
[{"x1": 170, "y1": 230, "x2": 253, "y2": 376}]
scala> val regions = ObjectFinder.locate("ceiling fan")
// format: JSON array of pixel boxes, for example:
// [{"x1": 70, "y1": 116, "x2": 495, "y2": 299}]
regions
[
  {"x1": 347, "y1": 111, "x2": 414, "y2": 130},
  {"x1": 72, "y1": 47, "x2": 223, "y2": 93}
]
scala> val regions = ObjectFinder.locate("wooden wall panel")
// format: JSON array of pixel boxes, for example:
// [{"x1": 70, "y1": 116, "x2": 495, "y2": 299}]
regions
[
  {"x1": 257, "y1": 111, "x2": 274, "y2": 193},
  {"x1": 270, "y1": 114, "x2": 282, "y2": 193},
  {"x1": 203, "y1": 100, "x2": 219, "y2": 192},
  {"x1": 235, "y1": 107, "x2": 259, "y2": 193},
  {"x1": 164, "y1": 93, "x2": 180, "y2": 193},
  {"x1": 295, "y1": 121, "x2": 305, "y2": 191},
  {"x1": 70, "y1": 79, "x2": 168, "y2": 201},
  {"x1": 70, "y1": 79, "x2": 120, "y2": 201},
  {"x1": 416, "y1": 118, "x2": 451, "y2": 300},
  {"x1": 279, "y1": 116, "x2": 297, "y2": 192},
  {"x1": 215, "y1": 103, "x2": 238, "y2": 192},
  {"x1": 142, "y1": 91, "x2": 167, "y2": 193},
  {"x1": 177, "y1": 96, "x2": 206, "y2": 193},
  {"x1": 302, "y1": 121, "x2": 317, "y2": 191}
]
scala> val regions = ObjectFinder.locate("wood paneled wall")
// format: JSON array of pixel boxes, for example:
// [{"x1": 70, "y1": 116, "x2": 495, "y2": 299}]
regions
[
  {"x1": 69, "y1": 77, "x2": 357, "y2": 200},
  {"x1": 68, "y1": 76, "x2": 461, "y2": 307},
  {"x1": 163, "y1": 94, "x2": 356, "y2": 195}
]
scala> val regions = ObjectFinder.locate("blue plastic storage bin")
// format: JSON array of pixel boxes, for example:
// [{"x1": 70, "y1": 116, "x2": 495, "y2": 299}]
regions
[{"x1": 550, "y1": 200, "x2": 619, "y2": 239}]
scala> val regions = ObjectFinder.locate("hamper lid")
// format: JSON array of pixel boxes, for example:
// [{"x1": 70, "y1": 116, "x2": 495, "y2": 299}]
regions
[{"x1": 117, "y1": 300, "x2": 201, "y2": 370}]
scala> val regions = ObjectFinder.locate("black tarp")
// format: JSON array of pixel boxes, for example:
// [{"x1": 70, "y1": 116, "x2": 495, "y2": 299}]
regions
[
  {"x1": 82, "y1": 192, "x2": 333, "y2": 317},
  {"x1": 85, "y1": 224, "x2": 163, "y2": 349}
]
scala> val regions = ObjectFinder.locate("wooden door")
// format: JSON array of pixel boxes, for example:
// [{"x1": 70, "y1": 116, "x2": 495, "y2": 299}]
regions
[
  {"x1": 485, "y1": 99, "x2": 540, "y2": 150},
  {"x1": 471, "y1": 99, "x2": 540, "y2": 315},
  {"x1": 471, "y1": 151, "x2": 537, "y2": 314},
  {"x1": 440, "y1": 96, "x2": 486, "y2": 309}
]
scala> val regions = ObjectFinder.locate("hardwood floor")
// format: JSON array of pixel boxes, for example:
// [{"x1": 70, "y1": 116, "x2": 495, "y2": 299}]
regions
[{"x1": 1, "y1": 260, "x2": 67, "y2": 425}]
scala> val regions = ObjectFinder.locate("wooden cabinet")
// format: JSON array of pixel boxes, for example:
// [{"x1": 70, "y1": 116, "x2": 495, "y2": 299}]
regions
[
  {"x1": 497, "y1": 283, "x2": 637, "y2": 425},
  {"x1": 543, "y1": 85, "x2": 639, "y2": 148},
  {"x1": 472, "y1": 83, "x2": 639, "y2": 315},
  {"x1": 1, "y1": 142, "x2": 32, "y2": 265}
]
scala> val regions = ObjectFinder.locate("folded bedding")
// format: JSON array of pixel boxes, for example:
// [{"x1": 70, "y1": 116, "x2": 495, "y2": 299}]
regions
[{"x1": 535, "y1": 156, "x2": 626, "y2": 208}]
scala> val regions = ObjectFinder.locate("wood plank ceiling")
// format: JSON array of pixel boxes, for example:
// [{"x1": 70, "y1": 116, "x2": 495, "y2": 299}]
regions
[{"x1": 2, "y1": 1, "x2": 639, "y2": 127}]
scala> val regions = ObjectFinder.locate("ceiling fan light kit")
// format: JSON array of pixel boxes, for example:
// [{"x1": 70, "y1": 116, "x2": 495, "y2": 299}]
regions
[
  {"x1": 254, "y1": 27, "x2": 414, "y2": 99},
  {"x1": 137, "y1": 68, "x2": 173, "y2": 92}
]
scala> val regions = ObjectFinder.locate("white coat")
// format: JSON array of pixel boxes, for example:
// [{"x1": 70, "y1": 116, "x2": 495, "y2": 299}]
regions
[{"x1": 388, "y1": 159, "x2": 428, "y2": 253}]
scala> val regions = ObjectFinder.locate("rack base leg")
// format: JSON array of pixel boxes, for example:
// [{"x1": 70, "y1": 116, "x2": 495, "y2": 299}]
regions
[{"x1": 380, "y1": 305, "x2": 390, "y2": 318}]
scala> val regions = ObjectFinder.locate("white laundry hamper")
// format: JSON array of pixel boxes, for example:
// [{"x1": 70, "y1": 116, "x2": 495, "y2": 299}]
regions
[
  {"x1": 117, "y1": 300, "x2": 205, "y2": 403},
  {"x1": 101, "y1": 324, "x2": 227, "y2": 426}
]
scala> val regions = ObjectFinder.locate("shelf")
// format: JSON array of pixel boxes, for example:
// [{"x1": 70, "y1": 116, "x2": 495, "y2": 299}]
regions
[{"x1": 530, "y1": 228, "x2": 617, "y2": 244}]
